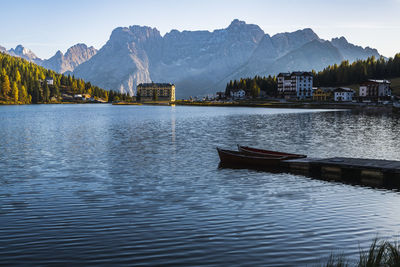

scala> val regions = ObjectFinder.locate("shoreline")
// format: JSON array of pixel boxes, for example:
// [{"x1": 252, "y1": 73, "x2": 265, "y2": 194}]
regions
[
  {"x1": 171, "y1": 100, "x2": 394, "y2": 111},
  {"x1": 1, "y1": 100, "x2": 395, "y2": 112}
]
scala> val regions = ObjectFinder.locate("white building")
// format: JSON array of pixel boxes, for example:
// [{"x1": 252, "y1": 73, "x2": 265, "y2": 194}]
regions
[
  {"x1": 277, "y1": 72, "x2": 292, "y2": 96},
  {"x1": 277, "y1": 72, "x2": 313, "y2": 100},
  {"x1": 333, "y1": 87, "x2": 355, "y2": 102},
  {"x1": 230, "y1": 89, "x2": 246, "y2": 99},
  {"x1": 359, "y1": 80, "x2": 391, "y2": 101},
  {"x1": 46, "y1": 77, "x2": 54, "y2": 85}
]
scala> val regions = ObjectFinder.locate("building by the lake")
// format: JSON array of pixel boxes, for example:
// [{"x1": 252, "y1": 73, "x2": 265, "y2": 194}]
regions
[
  {"x1": 137, "y1": 83, "x2": 176, "y2": 102},
  {"x1": 230, "y1": 89, "x2": 246, "y2": 99},
  {"x1": 359, "y1": 79, "x2": 391, "y2": 101},
  {"x1": 312, "y1": 87, "x2": 334, "y2": 101},
  {"x1": 333, "y1": 87, "x2": 355, "y2": 102},
  {"x1": 312, "y1": 87, "x2": 355, "y2": 102},
  {"x1": 46, "y1": 77, "x2": 54, "y2": 85},
  {"x1": 277, "y1": 72, "x2": 313, "y2": 100}
]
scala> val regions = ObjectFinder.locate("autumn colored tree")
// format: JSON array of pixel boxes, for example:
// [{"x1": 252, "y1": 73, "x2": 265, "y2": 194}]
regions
[
  {"x1": 250, "y1": 79, "x2": 260, "y2": 98},
  {"x1": 19, "y1": 85, "x2": 29, "y2": 104},
  {"x1": 227, "y1": 53, "x2": 400, "y2": 97},
  {"x1": 1, "y1": 74, "x2": 11, "y2": 97},
  {"x1": 11, "y1": 82, "x2": 18, "y2": 103}
]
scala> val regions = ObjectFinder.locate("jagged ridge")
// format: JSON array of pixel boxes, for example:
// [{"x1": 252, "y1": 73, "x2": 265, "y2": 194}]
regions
[
  {"x1": 1, "y1": 20, "x2": 381, "y2": 97},
  {"x1": 73, "y1": 19, "x2": 380, "y2": 97}
]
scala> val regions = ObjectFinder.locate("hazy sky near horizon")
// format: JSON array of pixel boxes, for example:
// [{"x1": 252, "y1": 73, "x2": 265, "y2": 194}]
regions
[{"x1": 1, "y1": 0, "x2": 399, "y2": 58}]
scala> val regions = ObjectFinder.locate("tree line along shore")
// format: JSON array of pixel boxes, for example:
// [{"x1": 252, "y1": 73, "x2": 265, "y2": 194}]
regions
[
  {"x1": 1, "y1": 52, "x2": 400, "y2": 106},
  {"x1": 225, "y1": 54, "x2": 400, "y2": 98},
  {"x1": 0, "y1": 53, "x2": 133, "y2": 105}
]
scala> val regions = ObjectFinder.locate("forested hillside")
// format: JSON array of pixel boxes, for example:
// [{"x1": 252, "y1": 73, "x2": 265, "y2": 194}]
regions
[
  {"x1": 314, "y1": 54, "x2": 400, "y2": 86},
  {"x1": 225, "y1": 54, "x2": 400, "y2": 97},
  {"x1": 0, "y1": 52, "x2": 131, "y2": 104},
  {"x1": 225, "y1": 76, "x2": 277, "y2": 98}
]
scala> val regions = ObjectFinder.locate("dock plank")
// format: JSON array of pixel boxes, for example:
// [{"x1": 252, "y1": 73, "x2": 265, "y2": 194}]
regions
[{"x1": 281, "y1": 156, "x2": 400, "y2": 188}]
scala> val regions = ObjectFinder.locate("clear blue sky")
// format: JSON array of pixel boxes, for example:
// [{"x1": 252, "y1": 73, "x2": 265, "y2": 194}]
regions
[{"x1": 1, "y1": 0, "x2": 399, "y2": 58}]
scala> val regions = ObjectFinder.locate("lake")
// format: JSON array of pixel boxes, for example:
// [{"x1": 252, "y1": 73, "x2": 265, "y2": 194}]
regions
[{"x1": 1, "y1": 104, "x2": 400, "y2": 266}]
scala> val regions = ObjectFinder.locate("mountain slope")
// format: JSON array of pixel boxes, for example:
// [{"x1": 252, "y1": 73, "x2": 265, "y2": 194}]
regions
[
  {"x1": 1, "y1": 44, "x2": 97, "y2": 74},
  {"x1": 271, "y1": 28, "x2": 320, "y2": 57},
  {"x1": 74, "y1": 26, "x2": 162, "y2": 94},
  {"x1": 331, "y1": 37, "x2": 380, "y2": 62},
  {"x1": 269, "y1": 40, "x2": 344, "y2": 73},
  {"x1": 42, "y1": 43, "x2": 97, "y2": 73},
  {"x1": 75, "y1": 19, "x2": 268, "y2": 96},
  {"x1": 72, "y1": 20, "x2": 382, "y2": 97},
  {"x1": 6, "y1": 45, "x2": 43, "y2": 65}
]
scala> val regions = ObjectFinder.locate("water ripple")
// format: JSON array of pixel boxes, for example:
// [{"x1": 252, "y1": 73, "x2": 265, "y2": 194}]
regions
[{"x1": 0, "y1": 105, "x2": 400, "y2": 265}]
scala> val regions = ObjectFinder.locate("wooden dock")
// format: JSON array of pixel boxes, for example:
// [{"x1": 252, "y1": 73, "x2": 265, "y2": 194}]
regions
[{"x1": 281, "y1": 157, "x2": 400, "y2": 188}]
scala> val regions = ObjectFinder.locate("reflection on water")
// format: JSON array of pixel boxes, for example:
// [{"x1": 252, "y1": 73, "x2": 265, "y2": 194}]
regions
[
  {"x1": 171, "y1": 105, "x2": 176, "y2": 144},
  {"x1": 0, "y1": 104, "x2": 400, "y2": 266}
]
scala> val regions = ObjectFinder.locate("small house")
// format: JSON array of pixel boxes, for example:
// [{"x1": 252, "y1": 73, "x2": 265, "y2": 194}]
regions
[
  {"x1": 61, "y1": 94, "x2": 73, "y2": 101},
  {"x1": 216, "y1": 91, "x2": 226, "y2": 100},
  {"x1": 333, "y1": 87, "x2": 355, "y2": 102},
  {"x1": 312, "y1": 87, "x2": 334, "y2": 101},
  {"x1": 230, "y1": 89, "x2": 246, "y2": 99},
  {"x1": 82, "y1": 94, "x2": 91, "y2": 100},
  {"x1": 46, "y1": 77, "x2": 54, "y2": 85}
]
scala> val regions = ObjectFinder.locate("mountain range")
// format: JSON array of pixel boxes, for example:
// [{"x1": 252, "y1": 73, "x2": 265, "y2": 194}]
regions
[
  {"x1": 1, "y1": 44, "x2": 97, "y2": 74},
  {"x1": 1, "y1": 19, "x2": 380, "y2": 98}
]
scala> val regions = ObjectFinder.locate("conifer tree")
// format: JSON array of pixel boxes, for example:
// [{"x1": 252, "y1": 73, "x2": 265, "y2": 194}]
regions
[
  {"x1": 1, "y1": 74, "x2": 11, "y2": 97},
  {"x1": 43, "y1": 81, "x2": 50, "y2": 102},
  {"x1": 11, "y1": 81, "x2": 18, "y2": 103},
  {"x1": 15, "y1": 69, "x2": 21, "y2": 84},
  {"x1": 51, "y1": 84, "x2": 60, "y2": 99},
  {"x1": 19, "y1": 85, "x2": 28, "y2": 104},
  {"x1": 250, "y1": 79, "x2": 260, "y2": 98},
  {"x1": 0, "y1": 52, "x2": 129, "y2": 104},
  {"x1": 32, "y1": 81, "x2": 41, "y2": 103}
]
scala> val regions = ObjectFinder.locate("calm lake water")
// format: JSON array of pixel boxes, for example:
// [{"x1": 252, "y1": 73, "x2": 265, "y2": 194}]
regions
[{"x1": 1, "y1": 104, "x2": 400, "y2": 266}]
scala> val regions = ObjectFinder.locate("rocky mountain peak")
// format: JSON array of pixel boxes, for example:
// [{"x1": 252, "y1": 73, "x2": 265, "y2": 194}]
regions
[
  {"x1": 9, "y1": 44, "x2": 39, "y2": 59},
  {"x1": 68, "y1": 21, "x2": 382, "y2": 98},
  {"x1": 106, "y1": 26, "x2": 162, "y2": 60},
  {"x1": 13, "y1": 45, "x2": 25, "y2": 54},
  {"x1": 226, "y1": 19, "x2": 264, "y2": 34},
  {"x1": 330, "y1": 36, "x2": 380, "y2": 61},
  {"x1": 300, "y1": 28, "x2": 319, "y2": 39},
  {"x1": 54, "y1": 50, "x2": 63, "y2": 57},
  {"x1": 6, "y1": 44, "x2": 42, "y2": 64},
  {"x1": 41, "y1": 43, "x2": 97, "y2": 74},
  {"x1": 110, "y1": 25, "x2": 162, "y2": 44},
  {"x1": 128, "y1": 25, "x2": 161, "y2": 37},
  {"x1": 270, "y1": 28, "x2": 320, "y2": 58},
  {"x1": 223, "y1": 19, "x2": 265, "y2": 45},
  {"x1": 67, "y1": 43, "x2": 88, "y2": 52},
  {"x1": 65, "y1": 43, "x2": 97, "y2": 58},
  {"x1": 228, "y1": 19, "x2": 246, "y2": 28},
  {"x1": 331, "y1": 36, "x2": 349, "y2": 46}
]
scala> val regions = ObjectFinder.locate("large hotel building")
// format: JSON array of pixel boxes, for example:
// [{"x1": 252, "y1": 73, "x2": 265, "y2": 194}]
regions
[
  {"x1": 359, "y1": 79, "x2": 391, "y2": 101},
  {"x1": 277, "y1": 72, "x2": 313, "y2": 100},
  {"x1": 136, "y1": 83, "x2": 176, "y2": 102}
]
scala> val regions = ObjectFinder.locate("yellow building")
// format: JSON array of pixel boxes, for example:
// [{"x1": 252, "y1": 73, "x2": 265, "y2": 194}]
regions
[
  {"x1": 312, "y1": 87, "x2": 333, "y2": 101},
  {"x1": 137, "y1": 83, "x2": 175, "y2": 102}
]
